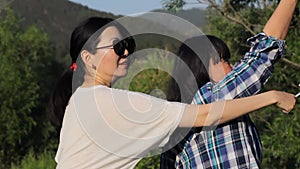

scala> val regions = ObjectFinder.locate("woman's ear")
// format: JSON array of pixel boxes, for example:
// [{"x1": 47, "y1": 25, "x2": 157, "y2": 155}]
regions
[{"x1": 80, "y1": 50, "x2": 93, "y2": 67}]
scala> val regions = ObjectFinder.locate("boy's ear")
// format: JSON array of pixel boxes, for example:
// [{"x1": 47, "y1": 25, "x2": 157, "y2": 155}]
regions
[{"x1": 80, "y1": 50, "x2": 93, "y2": 67}]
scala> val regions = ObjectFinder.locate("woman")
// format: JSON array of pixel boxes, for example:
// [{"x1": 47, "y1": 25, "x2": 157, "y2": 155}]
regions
[{"x1": 49, "y1": 17, "x2": 295, "y2": 169}]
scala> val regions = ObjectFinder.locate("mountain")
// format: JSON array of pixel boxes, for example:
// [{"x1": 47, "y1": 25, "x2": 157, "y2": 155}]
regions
[
  {"x1": 8, "y1": 0, "x2": 206, "y2": 62},
  {"x1": 152, "y1": 8, "x2": 207, "y2": 29},
  {"x1": 9, "y1": 0, "x2": 121, "y2": 61}
]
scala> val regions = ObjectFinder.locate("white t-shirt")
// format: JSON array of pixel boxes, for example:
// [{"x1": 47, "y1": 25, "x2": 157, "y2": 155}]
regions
[{"x1": 55, "y1": 85, "x2": 185, "y2": 169}]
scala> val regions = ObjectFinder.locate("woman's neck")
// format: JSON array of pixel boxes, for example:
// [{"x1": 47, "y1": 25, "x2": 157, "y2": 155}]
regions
[{"x1": 81, "y1": 72, "x2": 112, "y2": 88}]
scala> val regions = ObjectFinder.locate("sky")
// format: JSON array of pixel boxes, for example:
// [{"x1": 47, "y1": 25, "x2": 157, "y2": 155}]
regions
[{"x1": 68, "y1": 0, "x2": 207, "y2": 15}]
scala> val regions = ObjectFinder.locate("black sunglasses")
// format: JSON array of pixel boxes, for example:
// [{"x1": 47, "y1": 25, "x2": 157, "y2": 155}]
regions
[{"x1": 96, "y1": 37, "x2": 136, "y2": 58}]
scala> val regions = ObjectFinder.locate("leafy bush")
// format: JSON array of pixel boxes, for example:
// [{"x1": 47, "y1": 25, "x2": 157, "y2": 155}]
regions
[
  {"x1": 135, "y1": 155, "x2": 161, "y2": 169},
  {"x1": 114, "y1": 49, "x2": 174, "y2": 97},
  {"x1": 0, "y1": 9, "x2": 58, "y2": 168},
  {"x1": 11, "y1": 150, "x2": 56, "y2": 169}
]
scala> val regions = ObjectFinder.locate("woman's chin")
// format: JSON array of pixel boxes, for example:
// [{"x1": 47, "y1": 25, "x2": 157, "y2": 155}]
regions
[{"x1": 112, "y1": 70, "x2": 128, "y2": 82}]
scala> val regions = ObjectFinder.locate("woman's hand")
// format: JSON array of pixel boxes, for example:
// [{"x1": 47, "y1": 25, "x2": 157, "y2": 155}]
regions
[{"x1": 272, "y1": 90, "x2": 296, "y2": 113}]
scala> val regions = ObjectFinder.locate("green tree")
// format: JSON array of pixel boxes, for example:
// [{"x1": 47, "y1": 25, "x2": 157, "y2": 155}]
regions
[
  {"x1": 0, "y1": 9, "x2": 59, "y2": 168},
  {"x1": 162, "y1": 0, "x2": 300, "y2": 168}
]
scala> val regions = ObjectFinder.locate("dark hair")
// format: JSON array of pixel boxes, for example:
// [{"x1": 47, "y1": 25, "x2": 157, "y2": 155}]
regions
[
  {"x1": 160, "y1": 35, "x2": 231, "y2": 168},
  {"x1": 167, "y1": 35, "x2": 230, "y2": 103},
  {"x1": 48, "y1": 17, "x2": 133, "y2": 130},
  {"x1": 208, "y1": 35, "x2": 231, "y2": 64}
]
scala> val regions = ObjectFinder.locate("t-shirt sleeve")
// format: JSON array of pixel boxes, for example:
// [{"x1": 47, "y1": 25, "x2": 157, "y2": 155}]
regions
[{"x1": 73, "y1": 86, "x2": 186, "y2": 158}]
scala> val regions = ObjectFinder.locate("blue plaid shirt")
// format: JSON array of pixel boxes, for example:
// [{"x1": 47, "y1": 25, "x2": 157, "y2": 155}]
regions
[{"x1": 170, "y1": 33, "x2": 286, "y2": 169}]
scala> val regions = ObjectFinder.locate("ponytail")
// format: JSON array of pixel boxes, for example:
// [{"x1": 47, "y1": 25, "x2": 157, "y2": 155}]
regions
[
  {"x1": 48, "y1": 60, "x2": 85, "y2": 131},
  {"x1": 48, "y1": 69, "x2": 73, "y2": 130}
]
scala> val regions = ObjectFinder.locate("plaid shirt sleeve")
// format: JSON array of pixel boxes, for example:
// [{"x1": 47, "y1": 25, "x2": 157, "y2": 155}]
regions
[{"x1": 192, "y1": 33, "x2": 286, "y2": 104}]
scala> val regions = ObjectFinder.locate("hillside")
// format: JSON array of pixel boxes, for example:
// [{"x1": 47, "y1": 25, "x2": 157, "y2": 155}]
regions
[
  {"x1": 7, "y1": 0, "x2": 206, "y2": 63},
  {"x1": 9, "y1": 0, "x2": 121, "y2": 61},
  {"x1": 152, "y1": 8, "x2": 207, "y2": 29}
]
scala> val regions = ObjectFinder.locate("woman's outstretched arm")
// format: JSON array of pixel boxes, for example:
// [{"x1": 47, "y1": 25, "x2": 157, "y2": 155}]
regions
[
  {"x1": 263, "y1": 0, "x2": 298, "y2": 39},
  {"x1": 180, "y1": 90, "x2": 296, "y2": 127}
]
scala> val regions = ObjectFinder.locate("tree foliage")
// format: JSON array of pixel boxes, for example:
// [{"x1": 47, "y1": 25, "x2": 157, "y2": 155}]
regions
[
  {"x1": 0, "y1": 9, "x2": 59, "y2": 168},
  {"x1": 163, "y1": 0, "x2": 300, "y2": 168},
  {"x1": 162, "y1": 0, "x2": 187, "y2": 12},
  {"x1": 11, "y1": 149, "x2": 56, "y2": 169}
]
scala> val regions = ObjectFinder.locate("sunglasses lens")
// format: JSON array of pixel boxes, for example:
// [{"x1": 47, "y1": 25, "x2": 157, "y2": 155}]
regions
[
  {"x1": 113, "y1": 37, "x2": 136, "y2": 58},
  {"x1": 113, "y1": 41, "x2": 125, "y2": 57},
  {"x1": 125, "y1": 37, "x2": 136, "y2": 55}
]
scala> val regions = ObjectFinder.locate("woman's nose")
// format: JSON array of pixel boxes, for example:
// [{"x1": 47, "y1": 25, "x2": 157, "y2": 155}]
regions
[{"x1": 122, "y1": 49, "x2": 129, "y2": 58}]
